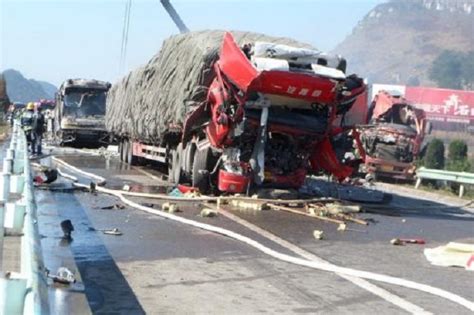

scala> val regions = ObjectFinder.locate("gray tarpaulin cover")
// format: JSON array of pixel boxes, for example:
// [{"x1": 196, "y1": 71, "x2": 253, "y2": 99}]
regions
[{"x1": 106, "y1": 30, "x2": 314, "y2": 143}]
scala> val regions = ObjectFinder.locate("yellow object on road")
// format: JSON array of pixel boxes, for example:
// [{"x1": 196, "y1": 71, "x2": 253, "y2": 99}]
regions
[{"x1": 424, "y1": 242, "x2": 474, "y2": 271}]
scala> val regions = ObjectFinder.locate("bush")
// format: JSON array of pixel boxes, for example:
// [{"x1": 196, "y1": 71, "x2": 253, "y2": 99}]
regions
[
  {"x1": 424, "y1": 139, "x2": 445, "y2": 169},
  {"x1": 446, "y1": 140, "x2": 470, "y2": 171}
]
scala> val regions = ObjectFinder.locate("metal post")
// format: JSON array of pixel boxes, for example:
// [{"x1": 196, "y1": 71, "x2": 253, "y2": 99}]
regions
[
  {"x1": 6, "y1": 148, "x2": 15, "y2": 160},
  {"x1": 415, "y1": 177, "x2": 421, "y2": 189},
  {"x1": 0, "y1": 172, "x2": 11, "y2": 202},
  {"x1": 459, "y1": 185, "x2": 465, "y2": 198},
  {"x1": 3, "y1": 158, "x2": 13, "y2": 174},
  {"x1": 0, "y1": 202, "x2": 4, "y2": 272}
]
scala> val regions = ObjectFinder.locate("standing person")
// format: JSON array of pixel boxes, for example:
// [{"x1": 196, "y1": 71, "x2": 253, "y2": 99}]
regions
[
  {"x1": 21, "y1": 102, "x2": 36, "y2": 155},
  {"x1": 33, "y1": 105, "x2": 46, "y2": 155}
]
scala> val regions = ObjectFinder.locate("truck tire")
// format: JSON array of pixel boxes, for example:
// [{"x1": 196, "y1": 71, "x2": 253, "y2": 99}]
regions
[
  {"x1": 127, "y1": 139, "x2": 138, "y2": 165},
  {"x1": 192, "y1": 147, "x2": 212, "y2": 193},
  {"x1": 183, "y1": 142, "x2": 196, "y2": 178},
  {"x1": 121, "y1": 139, "x2": 128, "y2": 163},
  {"x1": 169, "y1": 143, "x2": 183, "y2": 184},
  {"x1": 118, "y1": 140, "x2": 124, "y2": 162}
]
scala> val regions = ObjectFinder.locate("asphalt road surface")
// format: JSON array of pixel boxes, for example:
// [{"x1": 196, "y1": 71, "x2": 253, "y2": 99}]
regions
[{"x1": 34, "y1": 146, "x2": 474, "y2": 314}]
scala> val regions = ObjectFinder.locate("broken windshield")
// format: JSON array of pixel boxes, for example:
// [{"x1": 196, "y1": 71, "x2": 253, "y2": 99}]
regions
[{"x1": 64, "y1": 89, "x2": 106, "y2": 117}]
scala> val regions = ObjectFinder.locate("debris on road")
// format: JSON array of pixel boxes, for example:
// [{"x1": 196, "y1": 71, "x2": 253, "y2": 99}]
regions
[
  {"x1": 60, "y1": 219, "x2": 74, "y2": 239},
  {"x1": 391, "y1": 238, "x2": 426, "y2": 245},
  {"x1": 337, "y1": 223, "x2": 347, "y2": 231},
  {"x1": 230, "y1": 199, "x2": 269, "y2": 211},
  {"x1": 99, "y1": 203, "x2": 126, "y2": 210},
  {"x1": 200, "y1": 208, "x2": 218, "y2": 218},
  {"x1": 33, "y1": 166, "x2": 59, "y2": 185},
  {"x1": 324, "y1": 203, "x2": 361, "y2": 215},
  {"x1": 162, "y1": 202, "x2": 180, "y2": 213},
  {"x1": 424, "y1": 242, "x2": 474, "y2": 270},
  {"x1": 101, "y1": 228, "x2": 123, "y2": 236},
  {"x1": 47, "y1": 267, "x2": 76, "y2": 285},
  {"x1": 313, "y1": 230, "x2": 324, "y2": 240}
]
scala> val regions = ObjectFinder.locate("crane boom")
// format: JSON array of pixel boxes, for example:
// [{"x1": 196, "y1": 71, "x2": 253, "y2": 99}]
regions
[{"x1": 160, "y1": 0, "x2": 189, "y2": 33}]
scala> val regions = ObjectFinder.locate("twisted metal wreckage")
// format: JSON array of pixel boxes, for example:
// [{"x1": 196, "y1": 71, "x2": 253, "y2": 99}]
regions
[{"x1": 107, "y1": 31, "x2": 367, "y2": 193}]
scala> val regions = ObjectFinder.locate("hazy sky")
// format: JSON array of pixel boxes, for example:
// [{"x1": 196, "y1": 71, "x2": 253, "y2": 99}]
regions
[{"x1": 0, "y1": 0, "x2": 385, "y2": 86}]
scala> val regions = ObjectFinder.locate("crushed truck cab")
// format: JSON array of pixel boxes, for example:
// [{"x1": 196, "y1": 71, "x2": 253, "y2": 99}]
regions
[
  {"x1": 360, "y1": 90, "x2": 429, "y2": 180},
  {"x1": 198, "y1": 33, "x2": 364, "y2": 192},
  {"x1": 54, "y1": 79, "x2": 111, "y2": 147}
]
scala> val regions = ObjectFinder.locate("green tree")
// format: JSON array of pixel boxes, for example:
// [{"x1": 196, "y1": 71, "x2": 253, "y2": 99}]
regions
[
  {"x1": 429, "y1": 50, "x2": 474, "y2": 90},
  {"x1": 429, "y1": 50, "x2": 463, "y2": 89},
  {"x1": 446, "y1": 140, "x2": 470, "y2": 171},
  {"x1": 424, "y1": 139, "x2": 445, "y2": 169}
]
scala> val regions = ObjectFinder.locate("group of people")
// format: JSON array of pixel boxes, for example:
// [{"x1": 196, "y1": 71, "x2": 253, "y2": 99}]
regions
[{"x1": 20, "y1": 102, "x2": 46, "y2": 157}]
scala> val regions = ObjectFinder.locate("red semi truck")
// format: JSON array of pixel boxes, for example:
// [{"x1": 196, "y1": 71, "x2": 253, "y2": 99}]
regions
[
  {"x1": 359, "y1": 90, "x2": 430, "y2": 180},
  {"x1": 117, "y1": 33, "x2": 365, "y2": 193}
]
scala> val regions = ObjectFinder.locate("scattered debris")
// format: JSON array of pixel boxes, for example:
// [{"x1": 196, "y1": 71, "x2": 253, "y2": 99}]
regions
[
  {"x1": 337, "y1": 214, "x2": 368, "y2": 226},
  {"x1": 47, "y1": 267, "x2": 76, "y2": 285},
  {"x1": 313, "y1": 230, "x2": 324, "y2": 240},
  {"x1": 162, "y1": 202, "x2": 180, "y2": 213},
  {"x1": 168, "y1": 188, "x2": 184, "y2": 198},
  {"x1": 324, "y1": 203, "x2": 361, "y2": 215},
  {"x1": 200, "y1": 208, "x2": 218, "y2": 217},
  {"x1": 424, "y1": 242, "x2": 474, "y2": 270},
  {"x1": 60, "y1": 219, "x2": 74, "y2": 239},
  {"x1": 34, "y1": 167, "x2": 58, "y2": 185},
  {"x1": 99, "y1": 204, "x2": 125, "y2": 210},
  {"x1": 391, "y1": 238, "x2": 425, "y2": 246},
  {"x1": 337, "y1": 223, "x2": 347, "y2": 231},
  {"x1": 90, "y1": 182, "x2": 97, "y2": 193},
  {"x1": 230, "y1": 199, "x2": 269, "y2": 211},
  {"x1": 101, "y1": 228, "x2": 123, "y2": 236},
  {"x1": 268, "y1": 203, "x2": 345, "y2": 225}
]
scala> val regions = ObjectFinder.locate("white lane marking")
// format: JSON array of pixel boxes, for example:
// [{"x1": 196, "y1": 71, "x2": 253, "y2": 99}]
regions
[{"x1": 218, "y1": 208, "x2": 430, "y2": 315}]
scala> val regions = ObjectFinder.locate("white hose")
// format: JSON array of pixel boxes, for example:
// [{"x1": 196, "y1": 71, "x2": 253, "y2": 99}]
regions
[
  {"x1": 55, "y1": 158, "x2": 474, "y2": 312},
  {"x1": 52, "y1": 156, "x2": 106, "y2": 185}
]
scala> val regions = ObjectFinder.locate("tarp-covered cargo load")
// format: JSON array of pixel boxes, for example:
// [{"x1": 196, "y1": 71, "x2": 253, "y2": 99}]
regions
[{"x1": 106, "y1": 30, "x2": 315, "y2": 143}]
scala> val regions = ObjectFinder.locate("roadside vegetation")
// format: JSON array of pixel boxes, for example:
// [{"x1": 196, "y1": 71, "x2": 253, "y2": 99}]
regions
[{"x1": 418, "y1": 138, "x2": 473, "y2": 199}]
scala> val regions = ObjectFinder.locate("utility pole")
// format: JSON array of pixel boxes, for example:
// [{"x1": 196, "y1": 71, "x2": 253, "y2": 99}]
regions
[{"x1": 160, "y1": 0, "x2": 189, "y2": 34}]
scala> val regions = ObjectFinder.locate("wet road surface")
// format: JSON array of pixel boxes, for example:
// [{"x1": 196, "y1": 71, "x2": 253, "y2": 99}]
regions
[{"x1": 34, "y1": 147, "x2": 474, "y2": 314}]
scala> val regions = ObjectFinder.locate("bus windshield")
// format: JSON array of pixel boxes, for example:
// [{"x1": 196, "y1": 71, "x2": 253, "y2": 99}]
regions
[{"x1": 64, "y1": 89, "x2": 106, "y2": 117}]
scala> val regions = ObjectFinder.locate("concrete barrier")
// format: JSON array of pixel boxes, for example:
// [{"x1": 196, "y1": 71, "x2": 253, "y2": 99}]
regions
[{"x1": 0, "y1": 122, "x2": 50, "y2": 315}]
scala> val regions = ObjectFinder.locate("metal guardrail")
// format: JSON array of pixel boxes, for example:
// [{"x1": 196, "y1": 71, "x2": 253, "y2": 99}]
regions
[
  {"x1": 415, "y1": 167, "x2": 474, "y2": 197},
  {"x1": 0, "y1": 123, "x2": 50, "y2": 315}
]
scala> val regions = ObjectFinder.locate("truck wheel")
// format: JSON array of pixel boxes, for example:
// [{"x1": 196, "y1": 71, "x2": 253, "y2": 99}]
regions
[
  {"x1": 122, "y1": 139, "x2": 129, "y2": 163},
  {"x1": 192, "y1": 147, "x2": 212, "y2": 193},
  {"x1": 169, "y1": 143, "x2": 183, "y2": 184},
  {"x1": 118, "y1": 140, "x2": 124, "y2": 162},
  {"x1": 127, "y1": 140, "x2": 138, "y2": 165},
  {"x1": 183, "y1": 143, "x2": 196, "y2": 179}
]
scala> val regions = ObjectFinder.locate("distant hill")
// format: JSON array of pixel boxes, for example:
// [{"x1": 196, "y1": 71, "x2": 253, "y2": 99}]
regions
[
  {"x1": 37, "y1": 80, "x2": 58, "y2": 98},
  {"x1": 333, "y1": 0, "x2": 473, "y2": 87},
  {"x1": 1, "y1": 69, "x2": 57, "y2": 103}
]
